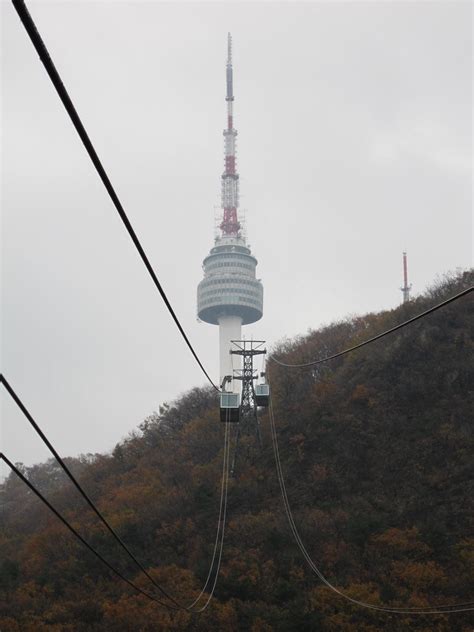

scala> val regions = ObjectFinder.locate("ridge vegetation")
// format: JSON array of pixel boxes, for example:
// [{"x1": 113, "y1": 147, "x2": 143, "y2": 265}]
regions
[{"x1": 1, "y1": 271, "x2": 473, "y2": 631}]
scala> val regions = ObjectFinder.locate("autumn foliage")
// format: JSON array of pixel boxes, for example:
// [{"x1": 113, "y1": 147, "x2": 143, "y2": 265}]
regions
[{"x1": 1, "y1": 271, "x2": 473, "y2": 630}]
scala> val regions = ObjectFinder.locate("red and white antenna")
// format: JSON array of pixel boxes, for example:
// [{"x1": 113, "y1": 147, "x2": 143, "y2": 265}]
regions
[
  {"x1": 220, "y1": 32, "x2": 240, "y2": 236},
  {"x1": 400, "y1": 251, "x2": 412, "y2": 303}
]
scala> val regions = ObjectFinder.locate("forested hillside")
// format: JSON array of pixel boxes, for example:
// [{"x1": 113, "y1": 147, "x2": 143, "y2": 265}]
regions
[{"x1": 1, "y1": 271, "x2": 473, "y2": 631}]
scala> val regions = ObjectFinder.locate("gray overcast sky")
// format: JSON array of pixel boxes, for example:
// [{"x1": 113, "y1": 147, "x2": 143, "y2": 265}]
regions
[{"x1": 2, "y1": 1, "x2": 472, "y2": 470}]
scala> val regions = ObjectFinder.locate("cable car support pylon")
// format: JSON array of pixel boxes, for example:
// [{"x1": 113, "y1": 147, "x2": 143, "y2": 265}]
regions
[{"x1": 219, "y1": 340, "x2": 269, "y2": 475}]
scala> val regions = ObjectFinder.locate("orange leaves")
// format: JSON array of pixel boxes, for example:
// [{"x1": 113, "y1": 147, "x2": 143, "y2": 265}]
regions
[
  {"x1": 456, "y1": 538, "x2": 474, "y2": 569},
  {"x1": 226, "y1": 553, "x2": 261, "y2": 587},
  {"x1": 310, "y1": 463, "x2": 328, "y2": 484},
  {"x1": 372, "y1": 527, "x2": 431, "y2": 556},
  {"x1": 371, "y1": 528, "x2": 444, "y2": 593},
  {"x1": 391, "y1": 560, "x2": 446, "y2": 590},
  {"x1": 21, "y1": 525, "x2": 78, "y2": 579},
  {"x1": 228, "y1": 511, "x2": 276, "y2": 546},
  {"x1": 313, "y1": 380, "x2": 337, "y2": 398},
  {"x1": 250, "y1": 617, "x2": 274, "y2": 632},
  {"x1": 102, "y1": 593, "x2": 187, "y2": 631},
  {"x1": 311, "y1": 379, "x2": 337, "y2": 408},
  {"x1": 0, "y1": 618, "x2": 21, "y2": 632},
  {"x1": 289, "y1": 434, "x2": 306, "y2": 461},
  {"x1": 321, "y1": 540, "x2": 349, "y2": 569},
  {"x1": 350, "y1": 384, "x2": 375, "y2": 407}
]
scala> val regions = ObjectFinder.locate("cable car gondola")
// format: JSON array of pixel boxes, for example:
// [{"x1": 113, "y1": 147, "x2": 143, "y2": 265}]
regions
[
  {"x1": 220, "y1": 392, "x2": 241, "y2": 422},
  {"x1": 255, "y1": 383, "x2": 270, "y2": 407}
]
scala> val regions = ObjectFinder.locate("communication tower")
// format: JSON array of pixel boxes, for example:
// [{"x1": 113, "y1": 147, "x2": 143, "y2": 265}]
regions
[
  {"x1": 400, "y1": 251, "x2": 412, "y2": 303},
  {"x1": 197, "y1": 34, "x2": 263, "y2": 393}
]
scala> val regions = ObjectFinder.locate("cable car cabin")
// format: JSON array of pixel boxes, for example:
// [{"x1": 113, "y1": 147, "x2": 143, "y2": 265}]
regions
[
  {"x1": 255, "y1": 383, "x2": 270, "y2": 407},
  {"x1": 220, "y1": 392, "x2": 240, "y2": 422}
]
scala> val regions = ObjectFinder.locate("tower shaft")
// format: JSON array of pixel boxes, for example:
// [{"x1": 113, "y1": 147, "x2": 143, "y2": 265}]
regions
[{"x1": 218, "y1": 315, "x2": 242, "y2": 391}]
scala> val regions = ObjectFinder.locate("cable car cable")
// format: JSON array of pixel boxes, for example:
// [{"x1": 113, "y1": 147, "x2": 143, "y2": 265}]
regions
[
  {"x1": 268, "y1": 399, "x2": 474, "y2": 614},
  {"x1": 269, "y1": 287, "x2": 473, "y2": 369},
  {"x1": 0, "y1": 453, "x2": 183, "y2": 611},
  {"x1": 1, "y1": 374, "x2": 230, "y2": 612},
  {"x1": 269, "y1": 401, "x2": 474, "y2": 614},
  {"x1": 0, "y1": 374, "x2": 186, "y2": 609},
  {"x1": 11, "y1": 0, "x2": 219, "y2": 393},
  {"x1": 188, "y1": 417, "x2": 231, "y2": 611}
]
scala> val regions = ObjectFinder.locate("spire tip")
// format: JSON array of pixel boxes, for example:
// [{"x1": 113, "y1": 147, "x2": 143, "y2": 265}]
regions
[{"x1": 227, "y1": 32, "x2": 232, "y2": 65}]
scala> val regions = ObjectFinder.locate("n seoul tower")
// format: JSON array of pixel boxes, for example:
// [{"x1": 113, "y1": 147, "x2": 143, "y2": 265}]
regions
[{"x1": 197, "y1": 34, "x2": 263, "y2": 392}]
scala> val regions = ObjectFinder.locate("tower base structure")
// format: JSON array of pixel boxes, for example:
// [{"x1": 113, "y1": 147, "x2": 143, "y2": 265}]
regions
[
  {"x1": 218, "y1": 315, "x2": 242, "y2": 392},
  {"x1": 229, "y1": 340, "x2": 268, "y2": 474}
]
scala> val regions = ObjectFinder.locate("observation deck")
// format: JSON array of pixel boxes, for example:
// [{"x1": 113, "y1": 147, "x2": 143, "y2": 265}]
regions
[{"x1": 197, "y1": 236, "x2": 263, "y2": 325}]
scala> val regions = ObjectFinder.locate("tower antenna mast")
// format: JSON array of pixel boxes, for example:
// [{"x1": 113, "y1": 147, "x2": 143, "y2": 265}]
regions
[
  {"x1": 400, "y1": 251, "x2": 412, "y2": 303},
  {"x1": 221, "y1": 32, "x2": 240, "y2": 236}
]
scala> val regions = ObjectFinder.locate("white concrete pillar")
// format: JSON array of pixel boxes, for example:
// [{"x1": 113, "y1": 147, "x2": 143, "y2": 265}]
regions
[{"x1": 218, "y1": 315, "x2": 242, "y2": 392}]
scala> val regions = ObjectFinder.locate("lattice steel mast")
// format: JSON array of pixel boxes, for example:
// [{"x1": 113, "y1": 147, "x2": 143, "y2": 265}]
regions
[
  {"x1": 221, "y1": 33, "x2": 240, "y2": 236},
  {"x1": 230, "y1": 340, "x2": 268, "y2": 474}
]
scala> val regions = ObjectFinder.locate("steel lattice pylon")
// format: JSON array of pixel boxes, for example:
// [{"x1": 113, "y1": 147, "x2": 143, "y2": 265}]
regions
[{"x1": 230, "y1": 340, "x2": 266, "y2": 474}]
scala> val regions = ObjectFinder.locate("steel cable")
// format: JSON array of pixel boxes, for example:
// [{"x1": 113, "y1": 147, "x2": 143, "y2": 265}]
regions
[
  {"x1": 11, "y1": 0, "x2": 219, "y2": 392},
  {"x1": 1, "y1": 374, "x2": 183, "y2": 609},
  {"x1": 269, "y1": 287, "x2": 472, "y2": 369},
  {"x1": 268, "y1": 399, "x2": 474, "y2": 614},
  {"x1": 0, "y1": 453, "x2": 181, "y2": 611},
  {"x1": 188, "y1": 418, "x2": 231, "y2": 612},
  {"x1": 1, "y1": 374, "x2": 229, "y2": 612}
]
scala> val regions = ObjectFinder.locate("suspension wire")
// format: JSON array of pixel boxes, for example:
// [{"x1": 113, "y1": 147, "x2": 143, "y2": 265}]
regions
[
  {"x1": 230, "y1": 424, "x2": 241, "y2": 478},
  {"x1": 11, "y1": 0, "x2": 219, "y2": 393},
  {"x1": 188, "y1": 417, "x2": 231, "y2": 612},
  {"x1": 227, "y1": 352, "x2": 240, "y2": 477},
  {"x1": 269, "y1": 287, "x2": 473, "y2": 368},
  {"x1": 0, "y1": 453, "x2": 181, "y2": 611},
  {"x1": 1, "y1": 374, "x2": 230, "y2": 613},
  {"x1": 268, "y1": 399, "x2": 474, "y2": 614},
  {"x1": 1, "y1": 373, "x2": 184, "y2": 609}
]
